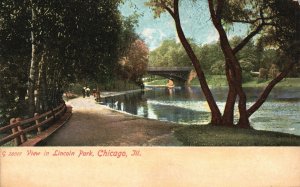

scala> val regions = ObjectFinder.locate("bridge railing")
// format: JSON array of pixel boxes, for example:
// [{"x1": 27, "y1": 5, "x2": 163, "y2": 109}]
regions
[{"x1": 0, "y1": 102, "x2": 70, "y2": 146}]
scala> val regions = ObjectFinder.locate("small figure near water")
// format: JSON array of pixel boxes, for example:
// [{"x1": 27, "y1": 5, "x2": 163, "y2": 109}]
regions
[
  {"x1": 140, "y1": 83, "x2": 145, "y2": 90},
  {"x1": 92, "y1": 89, "x2": 97, "y2": 97},
  {"x1": 95, "y1": 90, "x2": 101, "y2": 102},
  {"x1": 82, "y1": 87, "x2": 86, "y2": 98}
]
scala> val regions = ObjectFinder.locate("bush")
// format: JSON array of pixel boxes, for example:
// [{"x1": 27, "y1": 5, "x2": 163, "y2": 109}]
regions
[{"x1": 242, "y1": 72, "x2": 253, "y2": 83}]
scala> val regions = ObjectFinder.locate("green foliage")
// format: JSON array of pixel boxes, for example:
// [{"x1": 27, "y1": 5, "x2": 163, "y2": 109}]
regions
[
  {"x1": 149, "y1": 37, "x2": 271, "y2": 76},
  {"x1": 149, "y1": 39, "x2": 198, "y2": 67},
  {"x1": 210, "y1": 60, "x2": 225, "y2": 75},
  {"x1": 0, "y1": 0, "x2": 130, "y2": 126},
  {"x1": 118, "y1": 14, "x2": 139, "y2": 57},
  {"x1": 262, "y1": 0, "x2": 300, "y2": 58},
  {"x1": 223, "y1": 0, "x2": 299, "y2": 63},
  {"x1": 145, "y1": 0, "x2": 174, "y2": 18},
  {"x1": 118, "y1": 39, "x2": 149, "y2": 85},
  {"x1": 198, "y1": 42, "x2": 224, "y2": 73}
]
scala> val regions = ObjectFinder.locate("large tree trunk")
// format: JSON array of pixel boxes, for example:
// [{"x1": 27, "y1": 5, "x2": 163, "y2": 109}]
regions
[
  {"x1": 36, "y1": 53, "x2": 46, "y2": 113},
  {"x1": 208, "y1": 0, "x2": 250, "y2": 128},
  {"x1": 170, "y1": 0, "x2": 222, "y2": 124},
  {"x1": 221, "y1": 65, "x2": 236, "y2": 126},
  {"x1": 40, "y1": 59, "x2": 48, "y2": 111},
  {"x1": 220, "y1": 35, "x2": 250, "y2": 128},
  {"x1": 28, "y1": 1, "x2": 38, "y2": 116},
  {"x1": 17, "y1": 86, "x2": 27, "y2": 116}
]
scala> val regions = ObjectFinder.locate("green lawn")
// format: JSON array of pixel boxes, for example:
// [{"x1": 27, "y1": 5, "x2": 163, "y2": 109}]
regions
[
  {"x1": 145, "y1": 76, "x2": 300, "y2": 88},
  {"x1": 243, "y1": 78, "x2": 300, "y2": 88},
  {"x1": 145, "y1": 75, "x2": 229, "y2": 86},
  {"x1": 174, "y1": 125, "x2": 300, "y2": 146},
  {"x1": 145, "y1": 79, "x2": 168, "y2": 86}
]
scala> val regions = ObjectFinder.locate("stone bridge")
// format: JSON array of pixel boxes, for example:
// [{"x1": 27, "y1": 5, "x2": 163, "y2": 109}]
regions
[{"x1": 146, "y1": 66, "x2": 195, "y2": 86}]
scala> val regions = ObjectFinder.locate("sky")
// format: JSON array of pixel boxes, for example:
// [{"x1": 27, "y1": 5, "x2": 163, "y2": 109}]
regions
[{"x1": 119, "y1": 0, "x2": 248, "y2": 51}]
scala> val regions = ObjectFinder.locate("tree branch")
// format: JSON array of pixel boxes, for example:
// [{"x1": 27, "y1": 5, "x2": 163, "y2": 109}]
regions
[
  {"x1": 208, "y1": 0, "x2": 218, "y2": 25},
  {"x1": 216, "y1": 0, "x2": 224, "y2": 20},
  {"x1": 173, "y1": 0, "x2": 179, "y2": 17},
  {"x1": 230, "y1": 16, "x2": 275, "y2": 24},
  {"x1": 233, "y1": 23, "x2": 265, "y2": 54},
  {"x1": 232, "y1": 7, "x2": 271, "y2": 54},
  {"x1": 163, "y1": 4, "x2": 175, "y2": 19},
  {"x1": 247, "y1": 62, "x2": 295, "y2": 117}
]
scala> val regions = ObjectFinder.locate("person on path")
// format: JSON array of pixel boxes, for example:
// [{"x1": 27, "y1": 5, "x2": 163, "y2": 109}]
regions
[
  {"x1": 86, "y1": 87, "x2": 91, "y2": 97},
  {"x1": 92, "y1": 89, "x2": 97, "y2": 97}
]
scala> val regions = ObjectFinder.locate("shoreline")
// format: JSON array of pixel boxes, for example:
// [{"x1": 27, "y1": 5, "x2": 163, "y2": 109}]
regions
[
  {"x1": 100, "y1": 88, "x2": 150, "y2": 98},
  {"x1": 45, "y1": 90, "x2": 300, "y2": 146}
]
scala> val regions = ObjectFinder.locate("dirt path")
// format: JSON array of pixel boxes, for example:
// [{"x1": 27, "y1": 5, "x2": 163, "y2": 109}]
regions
[{"x1": 43, "y1": 96, "x2": 183, "y2": 146}]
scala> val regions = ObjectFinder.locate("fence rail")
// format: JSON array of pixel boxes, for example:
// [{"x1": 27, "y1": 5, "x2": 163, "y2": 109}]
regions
[{"x1": 0, "y1": 103, "x2": 69, "y2": 146}]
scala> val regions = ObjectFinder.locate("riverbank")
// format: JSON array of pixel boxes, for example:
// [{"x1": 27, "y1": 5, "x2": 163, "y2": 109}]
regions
[
  {"x1": 145, "y1": 77, "x2": 300, "y2": 88},
  {"x1": 100, "y1": 89, "x2": 150, "y2": 98},
  {"x1": 44, "y1": 90, "x2": 300, "y2": 146}
]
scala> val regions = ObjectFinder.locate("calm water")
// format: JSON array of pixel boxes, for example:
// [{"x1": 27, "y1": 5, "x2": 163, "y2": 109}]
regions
[{"x1": 102, "y1": 87, "x2": 300, "y2": 135}]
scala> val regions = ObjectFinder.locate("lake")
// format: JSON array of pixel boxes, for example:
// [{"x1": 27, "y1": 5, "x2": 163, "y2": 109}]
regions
[{"x1": 102, "y1": 86, "x2": 300, "y2": 136}]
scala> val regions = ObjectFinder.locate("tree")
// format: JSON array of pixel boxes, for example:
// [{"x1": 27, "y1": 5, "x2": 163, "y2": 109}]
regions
[
  {"x1": 149, "y1": 39, "x2": 194, "y2": 67},
  {"x1": 118, "y1": 14, "x2": 139, "y2": 58},
  {"x1": 146, "y1": 0, "x2": 299, "y2": 128},
  {"x1": 146, "y1": 0, "x2": 223, "y2": 125},
  {"x1": 197, "y1": 42, "x2": 224, "y2": 74},
  {"x1": 208, "y1": 0, "x2": 299, "y2": 127},
  {"x1": 1, "y1": 1, "x2": 32, "y2": 121},
  {"x1": 119, "y1": 39, "x2": 149, "y2": 84},
  {"x1": 0, "y1": 0, "x2": 126, "y2": 126}
]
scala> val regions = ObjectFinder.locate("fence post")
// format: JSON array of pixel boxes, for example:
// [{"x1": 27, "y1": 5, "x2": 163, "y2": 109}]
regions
[
  {"x1": 10, "y1": 118, "x2": 21, "y2": 146},
  {"x1": 51, "y1": 108, "x2": 56, "y2": 121},
  {"x1": 16, "y1": 117, "x2": 27, "y2": 143},
  {"x1": 35, "y1": 113, "x2": 42, "y2": 134}
]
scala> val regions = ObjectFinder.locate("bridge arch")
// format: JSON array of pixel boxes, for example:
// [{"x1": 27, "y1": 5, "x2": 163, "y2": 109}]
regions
[{"x1": 146, "y1": 66, "x2": 194, "y2": 86}]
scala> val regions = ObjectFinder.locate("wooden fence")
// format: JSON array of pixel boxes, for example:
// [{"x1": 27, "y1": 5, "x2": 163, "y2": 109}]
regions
[{"x1": 0, "y1": 102, "x2": 70, "y2": 146}]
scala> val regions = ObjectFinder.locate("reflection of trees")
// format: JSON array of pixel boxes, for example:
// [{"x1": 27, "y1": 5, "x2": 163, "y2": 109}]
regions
[
  {"x1": 139, "y1": 92, "x2": 148, "y2": 117},
  {"x1": 149, "y1": 104, "x2": 210, "y2": 124},
  {"x1": 184, "y1": 86, "x2": 200, "y2": 100},
  {"x1": 165, "y1": 88, "x2": 174, "y2": 96},
  {"x1": 104, "y1": 92, "x2": 148, "y2": 116},
  {"x1": 123, "y1": 94, "x2": 139, "y2": 115},
  {"x1": 104, "y1": 87, "x2": 300, "y2": 126}
]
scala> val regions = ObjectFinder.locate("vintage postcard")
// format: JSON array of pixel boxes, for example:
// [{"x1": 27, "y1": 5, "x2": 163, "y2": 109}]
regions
[{"x1": 1, "y1": 0, "x2": 300, "y2": 186}]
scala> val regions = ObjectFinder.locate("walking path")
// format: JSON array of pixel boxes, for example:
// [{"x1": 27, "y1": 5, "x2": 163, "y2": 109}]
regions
[{"x1": 43, "y1": 93, "x2": 183, "y2": 146}]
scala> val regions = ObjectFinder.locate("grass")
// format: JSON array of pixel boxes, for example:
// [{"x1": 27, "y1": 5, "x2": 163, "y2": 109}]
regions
[
  {"x1": 190, "y1": 75, "x2": 228, "y2": 87},
  {"x1": 174, "y1": 125, "x2": 300, "y2": 146},
  {"x1": 68, "y1": 81, "x2": 141, "y2": 95},
  {"x1": 145, "y1": 75, "x2": 229, "y2": 86},
  {"x1": 243, "y1": 78, "x2": 300, "y2": 88},
  {"x1": 145, "y1": 79, "x2": 169, "y2": 86},
  {"x1": 145, "y1": 76, "x2": 300, "y2": 88}
]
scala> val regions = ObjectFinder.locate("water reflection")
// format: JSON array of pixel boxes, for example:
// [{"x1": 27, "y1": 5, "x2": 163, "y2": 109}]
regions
[{"x1": 102, "y1": 87, "x2": 300, "y2": 135}]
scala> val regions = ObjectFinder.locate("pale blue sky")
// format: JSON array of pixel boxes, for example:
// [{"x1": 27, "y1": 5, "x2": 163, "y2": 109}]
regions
[{"x1": 119, "y1": 0, "x2": 248, "y2": 50}]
